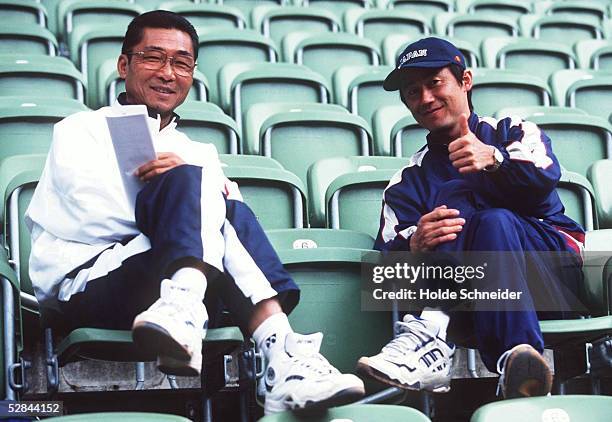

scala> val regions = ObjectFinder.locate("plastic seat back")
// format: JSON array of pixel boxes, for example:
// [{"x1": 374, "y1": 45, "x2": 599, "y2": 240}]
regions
[
  {"x1": 283, "y1": 32, "x2": 381, "y2": 85},
  {"x1": 0, "y1": 97, "x2": 89, "y2": 163},
  {"x1": 175, "y1": 102, "x2": 241, "y2": 155},
  {"x1": 333, "y1": 64, "x2": 396, "y2": 126},
  {"x1": 244, "y1": 102, "x2": 372, "y2": 185},
  {"x1": 0, "y1": 24, "x2": 57, "y2": 56},
  {"x1": 471, "y1": 68, "x2": 551, "y2": 116},
  {"x1": 588, "y1": 159, "x2": 612, "y2": 230},
  {"x1": 196, "y1": 29, "x2": 279, "y2": 104},
  {"x1": 482, "y1": 37, "x2": 576, "y2": 82},
  {"x1": 0, "y1": 54, "x2": 85, "y2": 102}
]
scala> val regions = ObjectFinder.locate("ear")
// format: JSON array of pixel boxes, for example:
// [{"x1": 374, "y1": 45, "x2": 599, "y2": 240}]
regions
[
  {"x1": 462, "y1": 69, "x2": 473, "y2": 92},
  {"x1": 117, "y1": 54, "x2": 128, "y2": 80}
]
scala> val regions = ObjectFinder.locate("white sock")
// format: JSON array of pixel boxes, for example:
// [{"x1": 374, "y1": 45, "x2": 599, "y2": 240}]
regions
[
  {"x1": 252, "y1": 312, "x2": 293, "y2": 361},
  {"x1": 420, "y1": 308, "x2": 450, "y2": 340},
  {"x1": 169, "y1": 267, "x2": 207, "y2": 300}
]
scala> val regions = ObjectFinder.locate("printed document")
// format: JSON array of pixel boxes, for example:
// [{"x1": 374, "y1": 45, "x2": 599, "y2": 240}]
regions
[{"x1": 105, "y1": 105, "x2": 157, "y2": 206}]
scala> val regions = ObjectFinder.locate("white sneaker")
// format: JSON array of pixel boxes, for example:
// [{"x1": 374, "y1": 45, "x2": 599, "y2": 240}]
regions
[
  {"x1": 357, "y1": 314, "x2": 454, "y2": 392},
  {"x1": 496, "y1": 344, "x2": 552, "y2": 399},
  {"x1": 263, "y1": 332, "x2": 365, "y2": 415},
  {"x1": 132, "y1": 279, "x2": 207, "y2": 376}
]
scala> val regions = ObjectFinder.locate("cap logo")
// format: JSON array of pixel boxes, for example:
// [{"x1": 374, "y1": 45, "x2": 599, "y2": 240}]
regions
[
  {"x1": 454, "y1": 55, "x2": 461, "y2": 63},
  {"x1": 398, "y1": 48, "x2": 427, "y2": 68}
]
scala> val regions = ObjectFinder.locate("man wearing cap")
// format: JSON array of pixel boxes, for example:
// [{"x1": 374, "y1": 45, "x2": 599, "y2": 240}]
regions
[{"x1": 356, "y1": 37, "x2": 584, "y2": 398}]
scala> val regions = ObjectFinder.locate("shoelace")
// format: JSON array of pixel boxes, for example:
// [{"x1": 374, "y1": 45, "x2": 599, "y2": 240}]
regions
[
  {"x1": 152, "y1": 295, "x2": 202, "y2": 324},
  {"x1": 495, "y1": 349, "x2": 513, "y2": 396},
  {"x1": 292, "y1": 353, "x2": 338, "y2": 376},
  {"x1": 382, "y1": 321, "x2": 431, "y2": 357}
]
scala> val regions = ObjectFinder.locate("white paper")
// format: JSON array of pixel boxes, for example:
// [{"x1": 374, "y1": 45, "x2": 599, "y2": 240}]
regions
[{"x1": 105, "y1": 105, "x2": 157, "y2": 206}]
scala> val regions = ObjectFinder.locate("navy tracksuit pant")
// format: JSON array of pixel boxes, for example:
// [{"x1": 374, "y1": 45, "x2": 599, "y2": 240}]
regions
[
  {"x1": 59, "y1": 165, "x2": 299, "y2": 333},
  {"x1": 433, "y1": 180, "x2": 583, "y2": 371}
]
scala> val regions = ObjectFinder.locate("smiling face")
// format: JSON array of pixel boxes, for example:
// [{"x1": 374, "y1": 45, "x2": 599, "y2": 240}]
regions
[
  {"x1": 400, "y1": 66, "x2": 472, "y2": 141},
  {"x1": 117, "y1": 27, "x2": 194, "y2": 127}
]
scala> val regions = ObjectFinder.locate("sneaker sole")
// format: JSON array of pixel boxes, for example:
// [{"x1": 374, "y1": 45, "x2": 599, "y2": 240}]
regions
[
  {"x1": 356, "y1": 357, "x2": 450, "y2": 393},
  {"x1": 132, "y1": 321, "x2": 192, "y2": 361},
  {"x1": 291, "y1": 386, "x2": 365, "y2": 415},
  {"x1": 503, "y1": 345, "x2": 553, "y2": 399},
  {"x1": 157, "y1": 355, "x2": 201, "y2": 377}
]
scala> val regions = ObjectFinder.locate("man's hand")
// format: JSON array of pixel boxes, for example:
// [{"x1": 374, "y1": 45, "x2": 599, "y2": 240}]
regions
[
  {"x1": 409, "y1": 205, "x2": 465, "y2": 252},
  {"x1": 448, "y1": 114, "x2": 496, "y2": 174},
  {"x1": 135, "y1": 152, "x2": 185, "y2": 182}
]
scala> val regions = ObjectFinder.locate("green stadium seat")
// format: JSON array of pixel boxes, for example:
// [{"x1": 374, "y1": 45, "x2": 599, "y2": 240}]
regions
[
  {"x1": 535, "y1": 1, "x2": 607, "y2": 25},
  {"x1": 481, "y1": 37, "x2": 576, "y2": 82},
  {"x1": 0, "y1": 24, "x2": 58, "y2": 56},
  {"x1": 550, "y1": 69, "x2": 612, "y2": 120},
  {"x1": 575, "y1": 39, "x2": 612, "y2": 71},
  {"x1": 557, "y1": 169, "x2": 598, "y2": 232},
  {"x1": 379, "y1": 0, "x2": 454, "y2": 25},
  {"x1": 588, "y1": 159, "x2": 612, "y2": 230},
  {"x1": 382, "y1": 34, "x2": 479, "y2": 67},
  {"x1": 0, "y1": 97, "x2": 89, "y2": 163},
  {"x1": 222, "y1": 164, "x2": 307, "y2": 229},
  {"x1": 308, "y1": 156, "x2": 407, "y2": 234},
  {"x1": 219, "y1": 154, "x2": 284, "y2": 169},
  {"x1": 470, "y1": 68, "x2": 551, "y2": 116},
  {"x1": 301, "y1": 0, "x2": 372, "y2": 27},
  {"x1": 174, "y1": 101, "x2": 241, "y2": 155},
  {"x1": 519, "y1": 14, "x2": 604, "y2": 45},
  {"x1": 252, "y1": 5, "x2": 341, "y2": 46},
  {"x1": 372, "y1": 104, "x2": 409, "y2": 156},
  {"x1": 220, "y1": 0, "x2": 286, "y2": 22},
  {"x1": 259, "y1": 403, "x2": 431, "y2": 422},
  {"x1": 67, "y1": 24, "x2": 124, "y2": 108},
  {"x1": 519, "y1": 113, "x2": 611, "y2": 178},
  {"x1": 40, "y1": 0, "x2": 62, "y2": 35},
  {"x1": 434, "y1": 12, "x2": 518, "y2": 47},
  {"x1": 0, "y1": 0, "x2": 47, "y2": 27},
  {"x1": 158, "y1": 2, "x2": 247, "y2": 29},
  {"x1": 282, "y1": 31, "x2": 381, "y2": 85},
  {"x1": 456, "y1": 0, "x2": 532, "y2": 20},
  {"x1": 46, "y1": 412, "x2": 192, "y2": 421},
  {"x1": 390, "y1": 112, "x2": 428, "y2": 158},
  {"x1": 332, "y1": 64, "x2": 396, "y2": 126},
  {"x1": 470, "y1": 395, "x2": 612, "y2": 422},
  {"x1": 344, "y1": 9, "x2": 430, "y2": 49},
  {"x1": 57, "y1": 0, "x2": 144, "y2": 44},
  {"x1": 494, "y1": 106, "x2": 589, "y2": 119},
  {"x1": 243, "y1": 102, "x2": 372, "y2": 185},
  {"x1": 0, "y1": 54, "x2": 85, "y2": 102},
  {"x1": 218, "y1": 62, "x2": 330, "y2": 133},
  {"x1": 96, "y1": 59, "x2": 209, "y2": 108},
  {"x1": 265, "y1": 228, "x2": 375, "y2": 250},
  {"x1": 0, "y1": 154, "x2": 245, "y2": 397},
  {"x1": 276, "y1": 246, "x2": 393, "y2": 374},
  {"x1": 195, "y1": 29, "x2": 279, "y2": 104},
  {"x1": 371, "y1": 104, "x2": 428, "y2": 158}
]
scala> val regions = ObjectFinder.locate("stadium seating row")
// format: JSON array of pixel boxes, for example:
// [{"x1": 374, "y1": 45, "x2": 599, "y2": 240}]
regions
[
  {"x1": 1, "y1": 27, "x2": 611, "y2": 121},
  {"x1": 0, "y1": 94, "x2": 609, "y2": 188},
  {"x1": 8, "y1": 1, "x2": 612, "y2": 43}
]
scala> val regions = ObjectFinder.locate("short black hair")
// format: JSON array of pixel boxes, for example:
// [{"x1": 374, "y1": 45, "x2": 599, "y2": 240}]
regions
[
  {"x1": 122, "y1": 10, "x2": 199, "y2": 60},
  {"x1": 399, "y1": 63, "x2": 473, "y2": 111}
]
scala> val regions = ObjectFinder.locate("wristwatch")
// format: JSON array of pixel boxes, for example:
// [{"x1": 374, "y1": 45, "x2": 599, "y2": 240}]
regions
[{"x1": 484, "y1": 147, "x2": 504, "y2": 173}]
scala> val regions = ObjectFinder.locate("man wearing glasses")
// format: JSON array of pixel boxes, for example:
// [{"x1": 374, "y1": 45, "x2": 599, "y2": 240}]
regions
[{"x1": 26, "y1": 11, "x2": 364, "y2": 415}]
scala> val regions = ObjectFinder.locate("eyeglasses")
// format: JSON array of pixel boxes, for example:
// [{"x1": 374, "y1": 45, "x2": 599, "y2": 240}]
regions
[{"x1": 127, "y1": 50, "x2": 196, "y2": 77}]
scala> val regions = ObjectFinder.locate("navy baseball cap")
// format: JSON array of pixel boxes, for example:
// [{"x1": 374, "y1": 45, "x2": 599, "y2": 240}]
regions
[{"x1": 383, "y1": 37, "x2": 466, "y2": 91}]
